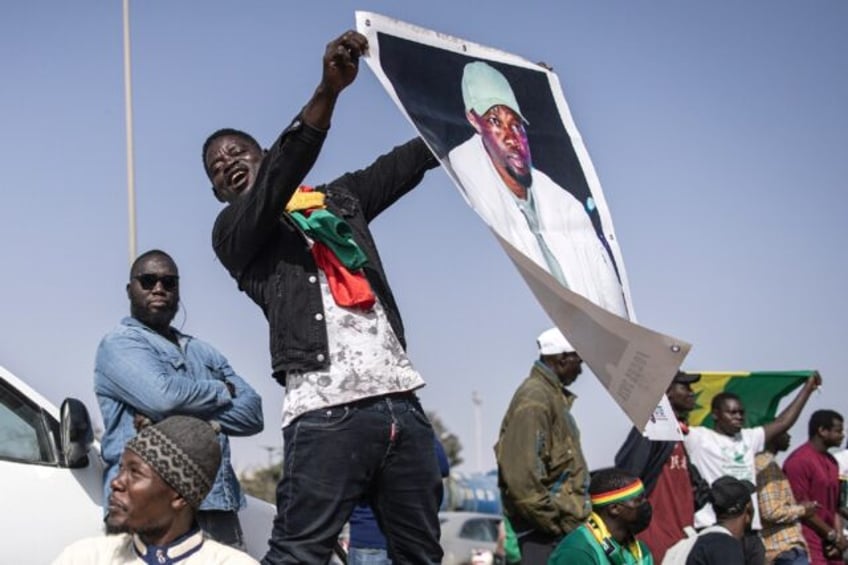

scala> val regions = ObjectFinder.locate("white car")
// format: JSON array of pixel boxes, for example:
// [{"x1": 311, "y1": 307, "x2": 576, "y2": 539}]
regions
[
  {"x1": 0, "y1": 365, "x2": 275, "y2": 563},
  {"x1": 439, "y1": 511, "x2": 502, "y2": 565}
]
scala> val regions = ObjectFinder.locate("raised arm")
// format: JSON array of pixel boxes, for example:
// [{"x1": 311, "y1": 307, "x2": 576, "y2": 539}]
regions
[
  {"x1": 212, "y1": 31, "x2": 368, "y2": 276},
  {"x1": 763, "y1": 372, "x2": 821, "y2": 443},
  {"x1": 302, "y1": 31, "x2": 367, "y2": 130},
  {"x1": 331, "y1": 138, "x2": 438, "y2": 222}
]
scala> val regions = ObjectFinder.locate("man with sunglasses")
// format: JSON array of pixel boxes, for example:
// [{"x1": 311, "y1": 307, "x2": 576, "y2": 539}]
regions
[
  {"x1": 94, "y1": 249, "x2": 263, "y2": 549},
  {"x1": 495, "y1": 327, "x2": 590, "y2": 563}
]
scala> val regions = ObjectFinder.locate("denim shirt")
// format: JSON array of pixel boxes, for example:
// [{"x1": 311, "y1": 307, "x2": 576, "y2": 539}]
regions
[{"x1": 94, "y1": 317, "x2": 264, "y2": 512}]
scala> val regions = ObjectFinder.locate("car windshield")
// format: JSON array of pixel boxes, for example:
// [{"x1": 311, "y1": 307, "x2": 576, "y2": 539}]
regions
[{"x1": 459, "y1": 518, "x2": 498, "y2": 542}]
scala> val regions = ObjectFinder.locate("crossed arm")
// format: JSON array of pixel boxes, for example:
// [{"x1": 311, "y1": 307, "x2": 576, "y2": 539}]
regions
[{"x1": 94, "y1": 331, "x2": 263, "y2": 436}]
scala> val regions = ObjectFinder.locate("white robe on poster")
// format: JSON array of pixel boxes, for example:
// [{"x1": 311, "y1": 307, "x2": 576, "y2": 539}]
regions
[{"x1": 447, "y1": 135, "x2": 627, "y2": 317}]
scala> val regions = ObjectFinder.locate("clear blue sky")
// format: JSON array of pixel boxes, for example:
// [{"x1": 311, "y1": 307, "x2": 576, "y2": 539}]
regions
[{"x1": 2, "y1": 1, "x2": 846, "y2": 474}]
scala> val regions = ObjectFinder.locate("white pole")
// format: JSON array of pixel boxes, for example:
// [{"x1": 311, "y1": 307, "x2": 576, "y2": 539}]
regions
[
  {"x1": 472, "y1": 390, "x2": 482, "y2": 473},
  {"x1": 122, "y1": 0, "x2": 137, "y2": 265}
]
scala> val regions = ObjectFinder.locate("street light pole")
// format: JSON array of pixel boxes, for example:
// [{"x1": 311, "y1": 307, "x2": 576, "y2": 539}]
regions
[
  {"x1": 122, "y1": 0, "x2": 137, "y2": 265},
  {"x1": 472, "y1": 390, "x2": 482, "y2": 473},
  {"x1": 262, "y1": 445, "x2": 277, "y2": 469}
]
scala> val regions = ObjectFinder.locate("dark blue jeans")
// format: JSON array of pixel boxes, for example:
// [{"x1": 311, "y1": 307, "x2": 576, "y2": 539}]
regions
[
  {"x1": 773, "y1": 547, "x2": 810, "y2": 565},
  {"x1": 262, "y1": 393, "x2": 443, "y2": 565},
  {"x1": 348, "y1": 547, "x2": 392, "y2": 564}
]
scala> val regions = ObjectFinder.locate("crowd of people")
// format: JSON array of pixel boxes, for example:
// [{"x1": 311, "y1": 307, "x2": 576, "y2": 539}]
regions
[
  {"x1": 494, "y1": 327, "x2": 844, "y2": 565},
  {"x1": 43, "y1": 28, "x2": 842, "y2": 565}
]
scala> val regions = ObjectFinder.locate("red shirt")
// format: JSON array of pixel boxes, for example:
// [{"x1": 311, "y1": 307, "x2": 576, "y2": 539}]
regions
[
  {"x1": 784, "y1": 442, "x2": 841, "y2": 565},
  {"x1": 638, "y1": 442, "x2": 695, "y2": 562}
]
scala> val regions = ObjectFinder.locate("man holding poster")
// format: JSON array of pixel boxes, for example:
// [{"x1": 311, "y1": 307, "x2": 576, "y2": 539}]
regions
[
  {"x1": 448, "y1": 61, "x2": 627, "y2": 317},
  {"x1": 203, "y1": 30, "x2": 443, "y2": 564}
]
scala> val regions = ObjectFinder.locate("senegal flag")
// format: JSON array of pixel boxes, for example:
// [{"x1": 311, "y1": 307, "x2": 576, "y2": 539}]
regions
[{"x1": 688, "y1": 371, "x2": 815, "y2": 428}]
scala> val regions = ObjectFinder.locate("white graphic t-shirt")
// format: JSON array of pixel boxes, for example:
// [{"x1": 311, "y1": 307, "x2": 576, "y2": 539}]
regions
[
  {"x1": 684, "y1": 426, "x2": 766, "y2": 529},
  {"x1": 280, "y1": 270, "x2": 425, "y2": 428}
]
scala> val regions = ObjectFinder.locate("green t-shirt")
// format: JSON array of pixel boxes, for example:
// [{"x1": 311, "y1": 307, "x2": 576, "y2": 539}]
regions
[{"x1": 548, "y1": 524, "x2": 653, "y2": 565}]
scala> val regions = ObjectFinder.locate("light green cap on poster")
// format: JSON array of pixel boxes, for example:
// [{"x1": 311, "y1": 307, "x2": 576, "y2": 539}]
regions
[{"x1": 461, "y1": 61, "x2": 529, "y2": 123}]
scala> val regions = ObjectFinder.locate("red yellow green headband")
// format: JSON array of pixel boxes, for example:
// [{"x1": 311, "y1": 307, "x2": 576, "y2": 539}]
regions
[{"x1": 590, "y1": 479, "x2": 645, "y2": 507}]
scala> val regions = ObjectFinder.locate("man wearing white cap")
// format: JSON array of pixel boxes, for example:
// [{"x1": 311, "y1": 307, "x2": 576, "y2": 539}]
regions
[
  {"x1": 446, "y1": 61, "x2": 626, "y2": 317},
  {"x1": 495, "y1": 327, "x2": 590, "y2": 564}
]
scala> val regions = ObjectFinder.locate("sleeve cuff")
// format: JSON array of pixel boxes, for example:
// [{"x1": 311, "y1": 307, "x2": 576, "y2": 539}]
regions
[{"x1": 273, "y1": 113, "x2": 328, "y2": 150}]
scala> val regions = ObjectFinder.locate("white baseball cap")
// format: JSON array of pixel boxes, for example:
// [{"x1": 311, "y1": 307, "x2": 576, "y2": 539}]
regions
[{"x1": 536, "y1": 328, "x2": 575, "y2": 355}]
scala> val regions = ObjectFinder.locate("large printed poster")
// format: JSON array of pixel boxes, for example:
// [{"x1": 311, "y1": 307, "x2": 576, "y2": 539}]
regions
[{"x1": 357, "y1": 12, "x2": 689, "y2": 436}]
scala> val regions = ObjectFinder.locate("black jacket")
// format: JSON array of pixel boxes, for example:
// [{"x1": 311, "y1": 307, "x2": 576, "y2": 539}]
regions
[{"x1": 212, "y1": 116, "x2": 438, "y2": 383}]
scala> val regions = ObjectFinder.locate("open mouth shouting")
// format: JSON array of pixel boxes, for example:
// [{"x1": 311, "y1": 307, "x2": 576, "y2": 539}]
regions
[{"x1": 226, "y1": 163, "x2": 251, "y2": 193}]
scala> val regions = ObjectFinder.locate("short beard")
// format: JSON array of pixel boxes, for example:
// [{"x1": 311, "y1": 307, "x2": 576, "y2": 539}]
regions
[
  {"x1": 104, "y1": 515, "x2": 130, "y2": 535},
  {"x1": 132, "y1": 308, "x2": 177, "y2": 332},
  {"x1": 506, "y1": 166, "x2": 533, "y2": 190},
  {"x1": 134, "y1": 523, "x2": 172, "y2": 544}
]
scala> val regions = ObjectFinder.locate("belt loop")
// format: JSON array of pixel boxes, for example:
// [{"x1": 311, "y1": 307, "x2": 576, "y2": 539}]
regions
[{"x1": 386, "y1": 395, "x2": 400, "y2": 422}]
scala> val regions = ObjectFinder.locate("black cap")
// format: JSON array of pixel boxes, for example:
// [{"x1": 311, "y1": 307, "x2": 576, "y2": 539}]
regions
[
  {"x1": 710, "y1": 476, "x2": 756, "y2": 516},
  {"x1": 673, "y1": 371, "x2": 701, "y2": 384}
]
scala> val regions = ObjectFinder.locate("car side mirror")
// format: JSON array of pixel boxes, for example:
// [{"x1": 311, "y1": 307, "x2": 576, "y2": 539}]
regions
[{"x1": 60, "y1": 398, "x2": 93, "y2": 468}]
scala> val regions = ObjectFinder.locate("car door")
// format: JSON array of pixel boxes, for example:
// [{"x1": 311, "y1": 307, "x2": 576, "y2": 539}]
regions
[{"x1": 0, "y1": 372, "x2": 104, "y2": 563}]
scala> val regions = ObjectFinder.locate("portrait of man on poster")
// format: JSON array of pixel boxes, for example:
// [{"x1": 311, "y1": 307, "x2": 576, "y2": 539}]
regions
[{"x1": 372, "y1": 32, "x2": 629, "y2": 318}]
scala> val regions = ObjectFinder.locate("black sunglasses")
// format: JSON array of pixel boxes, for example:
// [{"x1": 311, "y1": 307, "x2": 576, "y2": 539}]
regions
[{"x1": 133, "y1": 274, "x2": 179, "y2": 291}]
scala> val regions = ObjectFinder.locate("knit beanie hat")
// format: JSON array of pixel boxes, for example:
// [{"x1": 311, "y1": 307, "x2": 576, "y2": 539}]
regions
[{"x1": 125, "y1": 415, "x2": 221, "y2": 508}]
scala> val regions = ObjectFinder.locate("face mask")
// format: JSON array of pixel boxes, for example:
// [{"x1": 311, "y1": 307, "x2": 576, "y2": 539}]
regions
[{"x1": 630, "y1": 501, "x2": 653, "y2": 534}]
